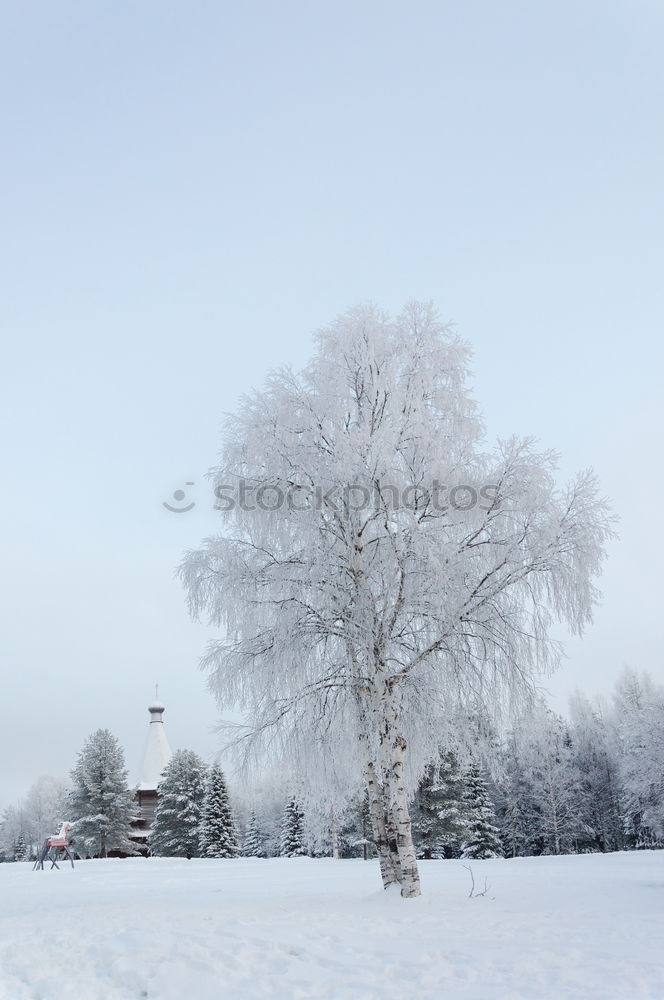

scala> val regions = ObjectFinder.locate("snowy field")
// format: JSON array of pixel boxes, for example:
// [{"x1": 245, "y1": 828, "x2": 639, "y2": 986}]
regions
[{"x1": 1, "y1": 852, "x2": 663, "y2": 1000}]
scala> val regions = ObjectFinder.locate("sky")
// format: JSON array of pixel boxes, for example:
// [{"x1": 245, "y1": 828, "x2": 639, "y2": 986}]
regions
[{"x1": 1, "y1": 0, "x2": 663, "y2": 808}]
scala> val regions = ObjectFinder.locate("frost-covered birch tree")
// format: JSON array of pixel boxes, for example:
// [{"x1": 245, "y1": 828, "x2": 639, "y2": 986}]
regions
[
  {"x1": 514, "y1": 708, "x2": 586, "y2": 855},
  {"x1": 0, "y1": 804, "x2": 27, "y2": 860},
  {"x1": 613, "y1": 668, "x2": 664, "y2": 847},
  {"x1": 23, "y1": 776, "x2": 68, "y2": 854},
  {"x1": 181, "y1": 301, "x2": 613, "y2": 897},
  {"x1": 568, "y1": 693, "x2": 623, "y2": 852}
]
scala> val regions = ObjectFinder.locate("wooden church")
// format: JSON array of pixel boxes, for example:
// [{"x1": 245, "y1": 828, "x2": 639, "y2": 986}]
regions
[{"x1": 131, "y1": 699, "x2": 172, "y2": 851}]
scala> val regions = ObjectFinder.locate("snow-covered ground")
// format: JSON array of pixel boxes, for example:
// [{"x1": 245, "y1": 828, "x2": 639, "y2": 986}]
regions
[{"x1": 1, "y1": 852, "x2": 662, "y2": 1000}]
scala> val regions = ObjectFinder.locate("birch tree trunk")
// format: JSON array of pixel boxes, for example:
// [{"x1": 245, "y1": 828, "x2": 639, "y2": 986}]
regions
[
  {"x1": 365, "y1": 759, "x2": 401, "y2": 888},
  {"x1": 356, "y1": 686, "x2": 401, "y2": 888},
  {"x1": 547, "y1": 774, "x2": 561, "y2": 855},
  {"x1": 381, "y1": 695, "x2": 421, "y2": 898},
  {"x1": 330, "y1": 807, "x2": 340, "y2": 859}
]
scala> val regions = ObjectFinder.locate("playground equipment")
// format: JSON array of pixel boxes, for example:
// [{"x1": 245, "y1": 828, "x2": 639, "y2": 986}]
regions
[{"x1": 33, "y1": 822, "x2": 75, "y2": 870}]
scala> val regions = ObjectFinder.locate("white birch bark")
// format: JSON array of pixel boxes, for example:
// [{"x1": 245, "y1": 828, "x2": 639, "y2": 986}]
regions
[
  {"x1": 380, "y1": 692, "x2": 421, "y2": 898},
  {"x1": 365, "y1": 759, "x2": 401, "y2": 888},
  {"x1": 330, "y1": 807, "x2": 340, "y2": 859},
  {"x1": 546, "y1": 772, "x2": 561, "y2": 855},
  {"x1": 355, "y1": 687, "x2": 402, "y2": 887}
]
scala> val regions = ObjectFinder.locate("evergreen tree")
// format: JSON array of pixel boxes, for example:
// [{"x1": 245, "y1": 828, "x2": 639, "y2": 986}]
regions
[
  {"x1": 356, "y1": 791, "x2": 376, "y2": 860},
  {"x1": 150, "y1": 750, "x2": 207, "y2": 858},
  {"x1": 461, "y1": 764, "x2": 504, "y2": 860},
  {"x1": 412, "y1": 751, "x2": 469, "y2": 859},
  {"x1": 69, "y1": 728, "x2": 138, "y2": 858},
  {"x1": 243, "y1": 811, "x2": 264, "y2": 858},
  {"x1": 199, "y1": 764, "x2": 239, "y2": 858},
  {"x1": 495, "y1": 733, "x2": 537, "y2": 858},
  {"x1": 338, "y1": 792, "x2": 376, "y2": 860},
  {"x1": 280, "y1": 798, "x2": 306, "y2": 857},
  {"x1": 245, "y1": 800, "x2": 283, "y2": 858},
  {"x1": 13, "y1": 833, "x2": 28, "y2": 862}
]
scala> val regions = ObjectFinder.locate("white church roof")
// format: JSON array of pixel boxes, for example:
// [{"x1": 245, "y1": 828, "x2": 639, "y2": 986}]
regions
[{"x1": 136, "y1": 700, "x2": 172, "y2": 791}]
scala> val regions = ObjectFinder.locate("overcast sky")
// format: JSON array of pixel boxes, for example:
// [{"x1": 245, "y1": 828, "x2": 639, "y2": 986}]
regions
[{"x1": 1, "y1": 0, "x2": 663, "y2": 809}]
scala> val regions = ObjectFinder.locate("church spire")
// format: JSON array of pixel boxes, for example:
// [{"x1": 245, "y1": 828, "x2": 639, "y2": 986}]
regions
[{"x1": 136, "y1": 693, "x2": 172, "y2": 791}]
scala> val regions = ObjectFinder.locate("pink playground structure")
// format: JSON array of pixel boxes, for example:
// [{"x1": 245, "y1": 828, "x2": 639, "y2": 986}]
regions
[{"x1": 33, "y1": 822, "x2": 75, "y2": 870}]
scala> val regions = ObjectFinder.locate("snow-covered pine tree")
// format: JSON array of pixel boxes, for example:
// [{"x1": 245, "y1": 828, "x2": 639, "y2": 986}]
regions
[
  {"x1": 199, "y1": 764, "x2": 239, "y2": 858},
  {"x1": 411, "y1": 751, "x2": 470, "y2": 859},
  {"x1": 337, "y1": 792, "x2": 376, "y2": 859},
  {"x1": 462, "y1": 764, "x2": 504, "y2": 860},
  {"x1": 495, "y1": 732, "x2": 537, "y2": 858},
  {"x1": 280, "y1": 798, "x2": 306, "y2": 857},
  {"x1": 13, "y1": 833, "x2": 28, "y2": 861},
  {"x1": 69, "y1": 728, "x2": 138, "y2": 858},
  {"x1": 245, "y1": 798, "x2": 283, "y2": 858},
  {"x1": 356, "y1": 792, "x2": 376, "y2": 860},
  {"x1": 243, "y1": 811, "x2": 264, "y2": 858},
  {"x1": 433, "y1": 752, "x2": 470, "y2": 860},
  {"x1": 150, "y1": 749, "x2": 207, "y2": 858}
]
